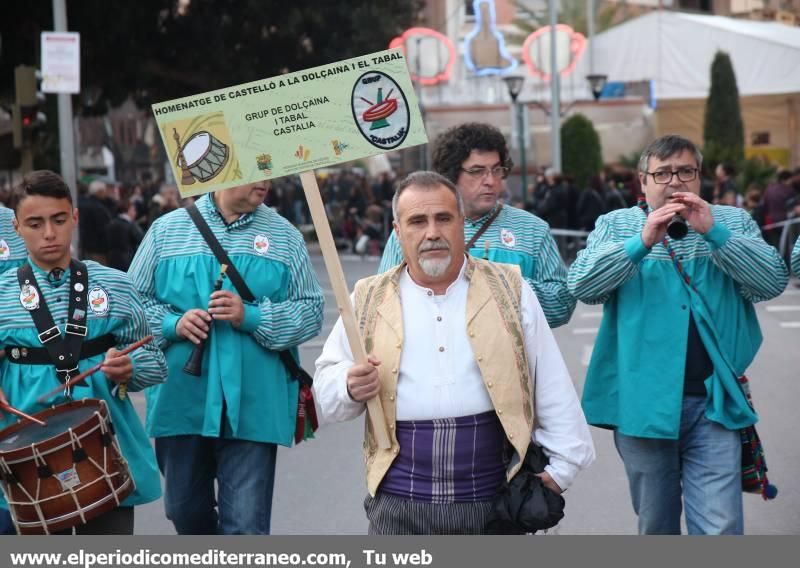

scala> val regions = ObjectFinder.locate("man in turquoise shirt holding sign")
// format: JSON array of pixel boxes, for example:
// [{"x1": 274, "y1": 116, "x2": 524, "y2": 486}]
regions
[
  {"x1": 128, "y1": 181, "x2": 323, "y2": 535},
  {"x1": 569, "y1": 135, "x2": 788, "y2": 534},
  {"x1": 379, "y1": 123, "x2": 575, "y2": 328}
]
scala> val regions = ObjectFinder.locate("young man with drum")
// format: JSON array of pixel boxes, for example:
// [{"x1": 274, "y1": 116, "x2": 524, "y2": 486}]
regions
[
  {"x1": 0, "y1": 170, "x2": 167, "y2": 535},
  {"x1": 128, "y1": 180, "x2": 323, "y2": 535}
]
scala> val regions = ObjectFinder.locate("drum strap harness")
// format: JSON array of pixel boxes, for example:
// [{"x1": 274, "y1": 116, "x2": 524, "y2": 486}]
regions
[
  {"x1": 187, "y1": 203, "x2": 318, "y2": 443},
  {"x1": 14, "y1": 260, "x2": 107, "y2": 391}
]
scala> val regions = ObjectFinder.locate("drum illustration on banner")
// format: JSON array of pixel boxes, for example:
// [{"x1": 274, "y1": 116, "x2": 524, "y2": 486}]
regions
[
  {"x1": 177, "y1": 131, "x2": 229, "y2": 183},
  {"x1": 351, "y1": 71, "x2": 410, "y2": 150},
  {"x1": 163, "y1": 111, "x2": 242, "y2": 189}
]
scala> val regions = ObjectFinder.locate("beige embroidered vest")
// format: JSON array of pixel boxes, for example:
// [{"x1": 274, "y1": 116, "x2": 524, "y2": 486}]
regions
[{"x1": 353, "y1": 256, "x2": 535, "y2": 496}]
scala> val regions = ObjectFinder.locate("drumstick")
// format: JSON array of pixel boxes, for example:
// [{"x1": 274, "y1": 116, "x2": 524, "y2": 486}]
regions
[
  {"x1": 36, "y1": 336, "x2": 154, "y2": 403},
  {"x1": 0, "y1": 402, "x2": 47, "y2": 427}
]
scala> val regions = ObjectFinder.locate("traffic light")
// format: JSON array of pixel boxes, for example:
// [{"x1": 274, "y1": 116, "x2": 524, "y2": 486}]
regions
[{"x1": 12, "y1": 65, "x2": 46, "y2": 150}]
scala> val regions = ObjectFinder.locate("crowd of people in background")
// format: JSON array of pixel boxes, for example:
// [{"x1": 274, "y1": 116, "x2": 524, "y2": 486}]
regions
[
  {"x1": 521, "y1": 166, "x2": 638, "y2": 233},
  {"x1": 1, "y1": 161, "x2": 799, "y2": 269},
  {"x1": 265, "y1": 170, "x2": 394, "y2": 256},
  {"x1": 0, "y1": 176, "x2": 187, "y2": 271}
]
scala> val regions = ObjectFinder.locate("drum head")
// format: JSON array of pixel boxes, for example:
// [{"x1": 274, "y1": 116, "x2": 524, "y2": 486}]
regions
[
  {"x1": 0, "y1": 406, "x2": 97, "y2": 451},
  {"x1": 182, "y1": 132, "x2": 211, "y2": 167}
]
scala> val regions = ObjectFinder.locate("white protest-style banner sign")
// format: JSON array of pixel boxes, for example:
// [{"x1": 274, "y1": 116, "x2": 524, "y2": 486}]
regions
[{"x1": 41, "y1": 32, "x2": 81, "y2": 94}]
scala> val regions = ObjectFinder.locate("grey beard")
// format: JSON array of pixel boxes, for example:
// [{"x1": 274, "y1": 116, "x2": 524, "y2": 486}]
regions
[{"x1": 418, "y1": 254, "x2": 452, "y2": 278}]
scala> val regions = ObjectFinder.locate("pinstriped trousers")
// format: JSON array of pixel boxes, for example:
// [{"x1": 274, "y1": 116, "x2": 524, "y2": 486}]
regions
[{"x1": 364, "y1": 493, "x2": 494, "y2": 535}]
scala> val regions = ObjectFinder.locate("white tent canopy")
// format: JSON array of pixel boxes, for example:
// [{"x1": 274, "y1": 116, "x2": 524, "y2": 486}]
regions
[{"x1": 574, "y1": 11, "x2": 800, "y2": 101}]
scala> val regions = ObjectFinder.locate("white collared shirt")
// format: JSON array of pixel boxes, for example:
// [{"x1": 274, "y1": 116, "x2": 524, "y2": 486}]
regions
[
  {"x1": 314, "y1": 258, "x2": 595, "y2": 490},
  {"x1": 395, "y1": 259, "x2": 494, "y2": 420}
]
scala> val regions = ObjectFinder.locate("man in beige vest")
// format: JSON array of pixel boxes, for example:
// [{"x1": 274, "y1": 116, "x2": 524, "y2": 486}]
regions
[{"x1": 314, "y1": 171, "x2": 594, "y2": 535}]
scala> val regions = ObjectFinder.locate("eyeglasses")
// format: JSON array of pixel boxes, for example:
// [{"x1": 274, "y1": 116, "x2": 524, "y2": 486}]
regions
[
  {"x1": 646, "y1": 167, "x2": 698, "y2": 185},
  {"x1": 460, "y1": 165, "x2": 510, "y2": 180}
]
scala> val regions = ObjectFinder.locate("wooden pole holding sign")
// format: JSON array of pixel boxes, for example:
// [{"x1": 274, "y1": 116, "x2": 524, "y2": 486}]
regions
[{"x1": 299, "y1": 171, "x2": 391, "y2": 450}]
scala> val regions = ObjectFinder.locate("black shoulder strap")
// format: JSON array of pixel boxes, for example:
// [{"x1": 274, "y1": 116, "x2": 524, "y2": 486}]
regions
[
  {"x1": 186, "y1": 202, "x2": 255, "y2": 303},
  {"x1": 16, "y1": 259, "x2": 90, "y2": 383},
  {"x1": 278, "y1": 349, "x2": 313, "y2": 388},
  {"x1": 186, "y1": 202, "x2": 312, "y2": 387},
  {"x1": 466, "y1": 205, "x2": 502, "y2": 250}
]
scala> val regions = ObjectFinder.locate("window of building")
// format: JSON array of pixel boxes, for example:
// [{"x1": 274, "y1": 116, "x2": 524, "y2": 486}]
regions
[{"x1": 465, "y1": 0, "x2": 475, "y2": 17}]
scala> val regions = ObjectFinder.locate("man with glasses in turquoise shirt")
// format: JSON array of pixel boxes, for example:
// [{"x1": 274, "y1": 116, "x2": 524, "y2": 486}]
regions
[
  {"x1": 379, "y1": 123, "x2": 574, "y2": 328},
  {"x1": 569, "y1": 135, "x2": 788, "y2": 534}
]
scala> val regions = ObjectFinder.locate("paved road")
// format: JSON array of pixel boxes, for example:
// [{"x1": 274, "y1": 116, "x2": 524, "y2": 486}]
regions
[{"x1": 133, "y1": 254, "x2": 800, "y2": 534}]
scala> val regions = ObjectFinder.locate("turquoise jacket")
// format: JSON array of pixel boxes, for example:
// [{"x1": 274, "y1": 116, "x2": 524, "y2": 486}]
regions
[
  {"x1": 0, "y1": 259, "x2": 166, "y2": 508},
  {"x1": 0, "y1": 206, "x2": 26, "y2": 275},
  {"x1": 792, "y1": 235, "x2": 800, "y2": 277},
  {"x1": 128, "y1": 195, "x2": 323, "y2": 446},
  {"x1": 379, "y1": 204, "x2": 575, "y2": 327},
  {"x1": 569, "y1": 205, "x2": 788, "y2": 439}
]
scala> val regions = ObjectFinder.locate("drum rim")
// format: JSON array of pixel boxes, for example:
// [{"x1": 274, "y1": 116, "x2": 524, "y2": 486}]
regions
[
  {"x1": 0, "y1": 399, "x2": 108, "y2": 460},
  {"x1": 0, "y1": 419, "x2": 108, "y2": 465}
]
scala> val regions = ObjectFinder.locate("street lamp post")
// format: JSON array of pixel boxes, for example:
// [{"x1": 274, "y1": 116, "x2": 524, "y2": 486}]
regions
[
  {"x1": 549, "y1": 0, "x2": 561, "y2": 173},
  {"x1": 586, "y1": 74, "x2": 608, "y2": 101},
  {"x1": 53, "y1": 0, "x2": 79, "y2": 252},
  {"x1": 414, "y1": 37, "x2": 428, "y2": 170},
  {"x1": 503, "y1": 75, "x2": 527, "y2": 205}
]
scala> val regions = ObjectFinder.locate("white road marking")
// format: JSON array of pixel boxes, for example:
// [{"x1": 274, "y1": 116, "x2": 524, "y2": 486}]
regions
[
  {"x1": 572, "y1": 327, "x2": 599, "y2": 335},
  {"x1": 581, "y1": 345, "x2": 594, "y2": 366}
]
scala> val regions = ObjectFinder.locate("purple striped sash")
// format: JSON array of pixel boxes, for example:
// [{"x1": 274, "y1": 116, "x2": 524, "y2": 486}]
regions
[{"x1": 380, "y1": 411, "x2": 508, "y2": 503}]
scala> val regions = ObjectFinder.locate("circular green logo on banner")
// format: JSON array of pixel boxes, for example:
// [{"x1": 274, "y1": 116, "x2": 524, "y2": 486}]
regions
[{"x1": 351, "y1": 71, "x2": 410, "y2": 150}]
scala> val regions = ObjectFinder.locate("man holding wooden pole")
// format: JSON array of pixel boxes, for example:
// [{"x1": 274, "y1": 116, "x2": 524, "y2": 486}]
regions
[{"x1": 314, "y1": 171, "x2": 594, "y2": 534}]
